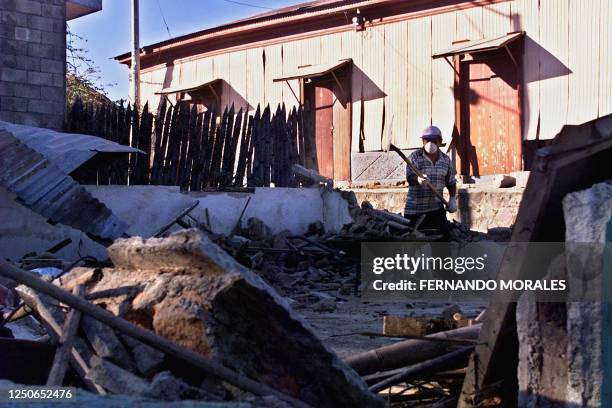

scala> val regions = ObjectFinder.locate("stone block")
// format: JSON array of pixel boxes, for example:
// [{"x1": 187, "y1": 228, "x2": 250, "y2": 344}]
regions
[
  {"x1": 26, "y1": 71, "x2": 52, "y2": 85},
  {"x1": 41, "y1": 3, "x2": 63, "y2": 19},
  {"x1": 26, "y1": 14, "x2": 54, "y2": 32},
  {"x1": 14, "y1": 55, "x2": 40, "y2": 71},
  {"x1": 0, "y1": 23, "x2": 13, "y2": 39},
  {"x1": 14, "y1": 27, "x2": 40, "y2": 43},
  {"x1": 40, "y1": 31, "x2": 62, "y2": 46},
  {"x1": 1, "y1": 10, "x2": 28, "y2": 27},
  {"x1": 28, "y1": 99, "x2": 62, "y2": 114},
  {"x1": 14, "y1": 83, "x2": 40, "y2": 98},
  {"x1": 0, "y1": 0, "x2": 15, "y2": 11},
  {"x1": 27, "y1": 42, "x2": 56, "y2": 59},
  {"x1": 52, "y1": 73, "x2": 64, "y2": 88},
  {"x1": 86, "y1": 356, "x2": 149, "y2": 396},
  {"x1": 0, "y1": 67, "x2": 26, "y2": 83},
  {"x1": 0, "y1": 38, "x2": 27, "y2": 56},
  {"x1": 0, "y1": 81, "x2": 14, "y2": 96},
  {"x1": 40, "y1": 58, "x2": 63, "y2": 74},
  {"x1": 15, "y1": 0, "x2": 41, "y2": 15},
  {"x1": 1, "y1": 96, "x2": 27, "y2": 112},
  {"x1": 39, "y1": 86, "x2": 63, "y2": 101}
]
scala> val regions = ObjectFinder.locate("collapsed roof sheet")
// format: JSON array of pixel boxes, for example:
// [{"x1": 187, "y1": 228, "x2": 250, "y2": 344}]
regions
[
  {"x1": 0, "y1": 121, "x2": 143, "y2": 174},
  {"x1": 0, "y1": 125, "x2": 129, "y2": 240}
]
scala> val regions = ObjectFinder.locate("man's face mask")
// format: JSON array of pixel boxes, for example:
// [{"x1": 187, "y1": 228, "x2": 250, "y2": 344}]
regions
[{"x1": 424, "y1": 141, "x2": 438, "y2": 154}]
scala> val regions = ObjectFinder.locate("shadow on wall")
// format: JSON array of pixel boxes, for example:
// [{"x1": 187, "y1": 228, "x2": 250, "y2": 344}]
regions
[{"x1": 352, "y1": 64, "x2": 387, "y2": 103}]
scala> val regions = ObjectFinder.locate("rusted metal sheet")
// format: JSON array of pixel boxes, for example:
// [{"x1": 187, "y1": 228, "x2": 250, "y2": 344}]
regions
[
  {"x1": 0, "y1": 121, "x2": 142, "y2": 175},
  {"x1": 0, "y1": 127, "x2": 128, "y2": 240}
]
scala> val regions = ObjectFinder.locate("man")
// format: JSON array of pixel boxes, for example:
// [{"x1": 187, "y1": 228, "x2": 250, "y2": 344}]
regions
[{"x1": 404, "y1": 125, "x2": 457, "y2": 240}]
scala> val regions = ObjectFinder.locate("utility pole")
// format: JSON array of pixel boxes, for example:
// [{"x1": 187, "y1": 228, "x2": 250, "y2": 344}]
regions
[{"x1": 131, "y1": 0, "x2": 140, "y2": 109}]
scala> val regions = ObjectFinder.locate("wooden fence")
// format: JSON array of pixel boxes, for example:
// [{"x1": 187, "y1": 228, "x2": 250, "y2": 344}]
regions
[{"x1": 65, "y1": 98, "x2": 314, "y2": 190}]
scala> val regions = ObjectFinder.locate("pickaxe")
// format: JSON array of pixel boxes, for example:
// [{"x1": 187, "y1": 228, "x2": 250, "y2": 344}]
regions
[{"x1": 383, "y1": 116, "x2": 449, "y2": 209}]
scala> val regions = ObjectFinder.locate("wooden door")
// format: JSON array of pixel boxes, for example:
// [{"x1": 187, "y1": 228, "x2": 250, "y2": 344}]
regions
[
  {"x1": 313, "y1": 84, "x2": 335, "y2": 179},
  {"x1": 463, "y1": 56, "x2": 521, "y2": 176}
]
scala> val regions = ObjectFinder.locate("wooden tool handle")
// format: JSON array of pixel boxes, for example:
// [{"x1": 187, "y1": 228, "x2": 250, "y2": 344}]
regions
[{"x1": 389, "y1": 144, "x2": 448, "y2": 207}]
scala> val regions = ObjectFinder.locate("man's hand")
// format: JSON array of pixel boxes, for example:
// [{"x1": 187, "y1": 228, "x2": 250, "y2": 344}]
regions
[
  {"x1": 417, "y1": 174, "x2": 428, "y2": 186},
  {"x1": 447, "y1": 197, "x2": 458, "y2": 213}
]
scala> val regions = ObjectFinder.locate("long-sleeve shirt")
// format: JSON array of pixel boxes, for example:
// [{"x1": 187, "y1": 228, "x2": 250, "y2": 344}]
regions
[{"x1": 404, "y1": 149, "x2": 457, "y2": 215}]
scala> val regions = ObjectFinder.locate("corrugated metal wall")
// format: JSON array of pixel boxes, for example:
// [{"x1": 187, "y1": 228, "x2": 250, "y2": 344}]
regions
[{"x1": 137, "y1": 0, "x2": 611, "y2": 151}]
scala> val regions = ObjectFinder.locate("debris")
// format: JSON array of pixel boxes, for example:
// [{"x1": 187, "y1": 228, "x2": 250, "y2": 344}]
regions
[
  {"x1": 441, "y1": 304, "x2": 463, "y2": 321},
  {"x1": 46, "y1": 285, "x2": 85, "y2": 386},
  {"x1": 311, "y1": 298, "x2": 336, "y2": 313},
  {"x1": 291, "y1": 164, "x2": 333, "y2": 187},
  {"x1": 145, "y1": 371, "x2": 220, "y2": 401},
  {"x1": 87, "y1": 355, "x2": 150, "y2": 396},
  {"x1": 497, "y1": 175, "x2": 517, "y2": 188},
  {"x1": 346, "y1": 324, "x2": 481, "y2": 375},
  {"x1": 81, "y1": 315, "x2": 136, "y2": 372},
  {"x1": 0, "y1": 283, "x2": 13, "y2": 307},
  {"x1": 120, "y1": 334, "x2": 165, "y2": 377}
]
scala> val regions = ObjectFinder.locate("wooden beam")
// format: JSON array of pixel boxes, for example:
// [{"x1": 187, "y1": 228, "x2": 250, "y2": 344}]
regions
[{"x1": 46, "y1": 285, "x2": 85, "y2": 386}]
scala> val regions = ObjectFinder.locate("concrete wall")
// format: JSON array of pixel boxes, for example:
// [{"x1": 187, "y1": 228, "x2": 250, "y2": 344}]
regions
[
  {"x1": 0, "y1": 185, "x2": 353, "y2": 262},
  {"x1": 516, "y1": 182, "x2": 612, "y2": 407},
  {"x1": 0, "y1": 0, "x2": 66, "y2": 129},
  {"x1": 350, "y1": 185, "x2": 523, "y2": 232}
]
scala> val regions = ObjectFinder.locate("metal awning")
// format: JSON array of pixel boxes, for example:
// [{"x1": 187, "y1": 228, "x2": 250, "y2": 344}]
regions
[
  {"x1": 155, "y1": 79, "x2": 222, "y2": 95},
  {"x1": 432, "y1": 31, "x2": 525, "y2": 59},
  {"x1": 273, "y1": 59, "x2": 352, "y2": 82}
]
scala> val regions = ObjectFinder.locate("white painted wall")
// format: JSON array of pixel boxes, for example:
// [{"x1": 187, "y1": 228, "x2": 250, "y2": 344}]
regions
[{"x1": 0, "y1": 186, "x2": 353, "y2": 262}]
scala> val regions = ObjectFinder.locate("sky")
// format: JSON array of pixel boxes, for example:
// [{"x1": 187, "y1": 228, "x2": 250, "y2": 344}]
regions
[{"x1": 68, "y1": 0, "x2": 303, "y2": 102}]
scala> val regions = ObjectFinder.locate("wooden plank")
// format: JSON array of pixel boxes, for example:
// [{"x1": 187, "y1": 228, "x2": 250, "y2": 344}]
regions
[
  {"x1": 314, "y1": 84, "x2": 334, "y2": 178},
  {"x1": 46, "y1": 285, "x2": 85, "y2": 386},
  {"x1": 263, "y1": 44, "x2": 284, "y2": 109},
  {"x1": 246, "y1": 48, "x2": 265, "y2": 112},
  {"x1": 361, "y1": 26, "x2": 385, "y2": 151},
  {"x1": 599, "y1": 0, "x2": 612, "y2": 117},
  {"x1": 339, "y1": 30, "x2": 363, "y2": 153},
  {"x1": 383, "y1": 21, "x2": 409, "y2": 149},
  {"x1": 538, "y1": 0, "x2": 569, "y2": 139},
  {"x1": 512, "y1": 0, "x2": 541, "y2": 141},
  {"x1": 567, "y1": 0, "x2": 601, "y2": 125},
  {"x1": 406, "y1": 17, "x2": 433, "y2": 149},
  {"x1": 431, "y1": 11, "x2": 457, "y2": 143},
  {"x1": 333, "y1": 73, "x2": 351, "y2": 181}
]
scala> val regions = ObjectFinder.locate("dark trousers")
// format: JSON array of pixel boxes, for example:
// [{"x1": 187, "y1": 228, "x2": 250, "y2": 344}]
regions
[{"x1": 405, "y1": 207, "x2": 451, "y2": 240}]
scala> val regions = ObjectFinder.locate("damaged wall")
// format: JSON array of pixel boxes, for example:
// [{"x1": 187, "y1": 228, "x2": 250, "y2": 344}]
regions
[
  {"x1": 516, "y1": 181, "x2": 612, "y2": 407},
  {"x1": 0, "y1": 185, "x2": 353, "y2": 261}
]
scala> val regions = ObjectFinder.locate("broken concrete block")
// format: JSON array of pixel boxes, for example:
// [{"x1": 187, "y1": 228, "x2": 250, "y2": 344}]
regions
[
  {"x1": 86, "y1": 356, "x2": 149, "y2": 395},
  {"x1": 121, "y1": 334, "x2": 165, "y2": 377},
  {"x1": 81, "y1": 315, "x2": 135, "y2": 372},
  {"x1": 246, "y1": 217, "x2": 271, "y2": 241},
  {"x1": 97, "y1": 229, "x2": 382, "y2": 407},
  {"x1": 144, "y1": 371, "x2": 218, "y2": 401}
]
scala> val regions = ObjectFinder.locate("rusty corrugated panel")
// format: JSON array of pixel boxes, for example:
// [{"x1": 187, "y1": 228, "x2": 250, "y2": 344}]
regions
[
  {"x1": 0, "y1": 121, "x2": 143, "y2": 174},
  {"x1": 0, "y1": 127, "x2": 128, "y2": 240}
]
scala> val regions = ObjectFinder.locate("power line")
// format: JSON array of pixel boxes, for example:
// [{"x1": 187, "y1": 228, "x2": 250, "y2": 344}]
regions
[
  {"x1": 156, "y1": 0, "x2": 172, "y2": 38},
  {"x1": 221, "y1": 0, "x2": 274, "y2": 10}
]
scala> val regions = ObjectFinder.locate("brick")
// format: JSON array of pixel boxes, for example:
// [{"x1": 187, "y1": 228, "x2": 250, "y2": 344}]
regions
[
  {"x1": 14, "y1": 27, "x2": 41, "y2": 43},
  {"x1": 15, "y1": 0, "x2": 41, "y2": 15},
  {"x1": 52, "y1": 73, "x2": 64, "y2": 88},
  {"x1": 10, "y1": 111, "x2": 43, "y2": 126},
  {"x1": 27, "y1": 14, "x2": 53, "y2": 32},
  {"x1": 40, "y1": 31, "x2": 62, "y2": 46},
  {"x1": 40, "y1": 85, "x2": 63, "y2": 101},
  {"x1": 1, "y1": 96, "x2": 28, "y2": 112},
  {"x1": 28, "y1": 98, "x2": 62, "y2": 115},
  {"x1": 27, "y1": 42, "x2": 56, "y2": 59},
  {"x1": 27, "y1": 71, "x2": 52, "y2": 85},
  {"x1": 0, "y1": 81, "x2": 14, "y2": 96},
  {"x1": 0, "y1": 23, "x2": 14, "y2": 39},
  {"x1": 1, "y1": 67, "x2": 26, "y2": 83},
  {"x1": 0, "y1": 38, "x2": 28, "y2": 56},
  {"x1": 2, "y1": 10, "x2": 27, "y2": 26},
  {"x1": 0, "y1": 0, "x2": 16, "y2": 11},
  {"x1": 0, "y1": 53, "x2": 16, "y2": 68},
  {"x1": 14, "y1": 83, "x2": 40, "y2": 98},
  {"x1": 41, "y1": 3, "x2": 63, "y2": 19},
  {"x1": 14, "y1": 55, "x2": 40, "y2": 71},
  {"x1": 40, "y1": 58, "x2": 63, "y2": 74}
]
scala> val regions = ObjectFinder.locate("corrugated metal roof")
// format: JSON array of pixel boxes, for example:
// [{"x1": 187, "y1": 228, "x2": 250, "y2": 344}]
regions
[
  {"x1": 0, "y1": 125, "x2": 129, "y2": 240},
  {"x1": 155, "y1": 78, "x2": 222, "y2": 95},
  {"x1": 432, "y1": 31, "x2": 525, "y2": 59},
  {"x1": 273, "y1": 59, "x2": 351, "y2": 82},
  {"x1": 0, "y1": 121, "x2": 143, "y2": 174}
]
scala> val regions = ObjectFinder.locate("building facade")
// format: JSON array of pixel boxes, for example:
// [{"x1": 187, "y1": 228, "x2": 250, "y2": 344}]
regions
[
  {"x1": 116, "y1": 0, "x2": 611, "y2": 182},
  {"x1": 0, "y1": 0, "x2": 101, "y2": 130}
]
